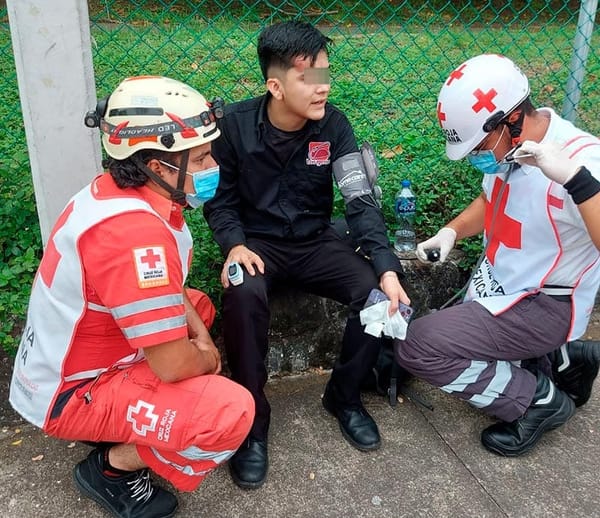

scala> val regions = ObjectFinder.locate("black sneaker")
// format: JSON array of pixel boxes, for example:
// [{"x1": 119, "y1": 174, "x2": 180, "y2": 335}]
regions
[{"x1": 73, "y1": 448, "x2": 178, "y2": 518}]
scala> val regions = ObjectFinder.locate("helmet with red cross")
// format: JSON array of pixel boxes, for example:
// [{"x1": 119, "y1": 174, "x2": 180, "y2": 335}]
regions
[
  {"x1": 436, "y1": 54, "x2": 530, "y2": 160},
  {"x1": 92, "y1": 76, "x2": 222, "y2": 160}
]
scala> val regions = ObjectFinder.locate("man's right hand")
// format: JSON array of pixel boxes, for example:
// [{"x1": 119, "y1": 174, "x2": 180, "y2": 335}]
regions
[
  {"x1": 221, "y1": 244, "x2": 265, "y2": 287},
  {"x1": 190, "y1": 338, "x2": 221, "y2": 374},
  {"x1": 416, "y1": 227, "x2": 457, "y2": 263}
]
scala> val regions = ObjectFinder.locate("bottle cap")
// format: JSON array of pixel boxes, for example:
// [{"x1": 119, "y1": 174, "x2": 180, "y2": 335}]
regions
[
  {"x1": 427, "y1": 249, "x2": 440, "y2": 262},
  {"x1": 401, "y1": 179, "x2": 411, "y2": 187}
]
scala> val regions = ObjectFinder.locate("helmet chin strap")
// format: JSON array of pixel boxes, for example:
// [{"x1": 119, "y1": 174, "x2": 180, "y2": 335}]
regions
[
  {"x1": 132, "y1": 149, "x2": 190, "y2": 206},
  {"x1": 175, "y1": 149, "x2": 190, "y2": 202}
]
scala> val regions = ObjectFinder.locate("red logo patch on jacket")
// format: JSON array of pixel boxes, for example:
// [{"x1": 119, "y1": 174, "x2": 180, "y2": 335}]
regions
[{"x1": 306, "y1": 141, "x2": 331, "y2": 166}]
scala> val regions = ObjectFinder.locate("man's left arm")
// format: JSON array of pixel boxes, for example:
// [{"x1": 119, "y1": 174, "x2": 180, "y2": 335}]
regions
[
  {"x1": 344, "y1": 192, "x2": 411, "y2": 310},
  {"x1": 331, "y1": 114, "x2": 409, "y2": 309},
  {"x1": 563, "y1": 170, "x2": 600, "y2": 249}
]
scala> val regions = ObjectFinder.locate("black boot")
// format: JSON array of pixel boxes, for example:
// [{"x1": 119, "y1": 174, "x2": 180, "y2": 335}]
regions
[
  {"x1": 228, "y1": 438, "x2": 268, "y2": 490},
  {"x1": 481, "y1": 371, "x2": 575, "y2": 457},
  {"x1": 548, "y1": 340, "x2": 600, "y2": 407}
]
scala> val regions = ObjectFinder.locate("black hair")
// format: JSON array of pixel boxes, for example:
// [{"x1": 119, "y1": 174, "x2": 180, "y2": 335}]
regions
[
  {"x1": 103, "y1": 149, "x2": 181, "y2": 188},
  {"x1": 257, "y1": 20, "x2": 332, "y2": 81},
  {"x1": 515, "y1": 96, "x2": 535, "y2": 115},
  {"x1": 482, "y1": 96, "x2": 536, "y2": 133}
]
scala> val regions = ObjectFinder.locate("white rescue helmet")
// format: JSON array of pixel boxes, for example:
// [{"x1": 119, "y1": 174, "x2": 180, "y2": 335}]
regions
[
  {"x1": 90, "y1": 76, "x2": 222, "y2": 160},
  {"x1": 437, "y1": 54, "x2": 530, "y2": 160}
]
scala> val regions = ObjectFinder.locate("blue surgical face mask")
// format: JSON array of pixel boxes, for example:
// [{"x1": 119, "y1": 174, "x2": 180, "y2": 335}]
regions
[
  {"x1": 158, "y1": 160, "x2": 220, "y2": 209},
  {"x1": 467, "y1": 150, "x2": 511, "y2": 175},
  {"x1": 467, "y1": 125, "x2": 511, "y2": 175},
  {"x1": 185, "y1": 166, "x2": 220, "y2": 208}
]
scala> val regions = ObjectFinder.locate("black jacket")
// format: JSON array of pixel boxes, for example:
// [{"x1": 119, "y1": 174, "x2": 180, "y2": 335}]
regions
[{"x1": 203, "y1": 94, "x2": 402, "y2": 277}]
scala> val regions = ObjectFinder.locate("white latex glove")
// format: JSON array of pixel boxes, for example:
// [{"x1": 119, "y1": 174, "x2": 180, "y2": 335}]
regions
[
  {"x1": 513, "y1": 140, "x2": 583, "y2": 185},
  {"x1": 416, "y1": 227, "x2": 457, "y2": 263}
]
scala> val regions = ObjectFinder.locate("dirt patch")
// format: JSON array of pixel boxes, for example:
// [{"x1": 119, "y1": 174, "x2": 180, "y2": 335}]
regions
[
  {"x1": 581, "y1": 306, "x2": 600, "y2": 340},
  {"x1": 0, "y1": 350, "x2": 24, "y2": 427}
]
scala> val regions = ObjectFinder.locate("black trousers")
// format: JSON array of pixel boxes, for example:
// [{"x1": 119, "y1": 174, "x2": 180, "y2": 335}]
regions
[{"x1": 222, "y1": 227, "x2": 382, "y2": 440}]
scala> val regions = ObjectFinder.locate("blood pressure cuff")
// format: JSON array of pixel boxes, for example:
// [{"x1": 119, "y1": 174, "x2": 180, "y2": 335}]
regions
[
  {"x1": 332, "y1": 152, "x2": 372, "y2": 203},
  {"x1": 360, "y1": 142, "x2": 379, "y2": 188}
]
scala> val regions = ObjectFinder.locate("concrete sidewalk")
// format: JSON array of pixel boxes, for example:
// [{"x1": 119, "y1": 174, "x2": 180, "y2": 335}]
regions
[{"x1": 1, "y1": 355, "x2": 599, "y2": 518}]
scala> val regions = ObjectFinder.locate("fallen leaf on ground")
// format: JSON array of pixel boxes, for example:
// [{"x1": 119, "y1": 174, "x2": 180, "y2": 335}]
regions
[{"x1": 381, "y1": 145, "x2": 404, "y2": 158}]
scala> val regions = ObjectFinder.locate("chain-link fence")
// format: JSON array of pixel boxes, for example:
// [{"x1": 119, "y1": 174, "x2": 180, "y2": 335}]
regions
[
  {"x1": 87, "y1": 0, "x2": 599, "y2": 261},
  {"x1": 0, "y1": 1, "x2": 598, "y2": 349},
  {"x1": 5, "y1": 1, "x2": 600, "y2": 232}
]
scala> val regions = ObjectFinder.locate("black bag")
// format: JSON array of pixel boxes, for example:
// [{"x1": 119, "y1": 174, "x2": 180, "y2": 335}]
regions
[
  {"x1": 361, "y1": 340, "x2": 412, "y2": 406},
  {"x1": 362, "y1": 340, "x2": 434, "y2": 410}
]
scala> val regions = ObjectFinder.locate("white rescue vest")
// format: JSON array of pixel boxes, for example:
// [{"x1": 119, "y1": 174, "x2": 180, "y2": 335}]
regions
[
  {"x1": 10, "y1": 177, "x2": 192, "y2": 428},
  {"x1": 465, "y1": 109, "x2": 600, "y2": 340}
]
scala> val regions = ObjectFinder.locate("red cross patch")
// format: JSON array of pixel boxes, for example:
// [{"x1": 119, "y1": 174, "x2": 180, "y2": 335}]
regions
[{"x1": 133, "y1": 246, "x2": 170, "y2": 288}]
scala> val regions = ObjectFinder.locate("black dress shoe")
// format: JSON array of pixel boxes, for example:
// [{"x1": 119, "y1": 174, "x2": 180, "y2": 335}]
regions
[
  {"x1": 229, "y1": 438, "x2": 268, "y2": 490},
  {"x1": 481, "y1": 371, "x2": 575, "y2": 457},
  {"x1": 549, "y1": 340, "x2": 600, "y2": 407},
  {"x1": 322, "y1": 383, "x2": 381, "y2": 452}
]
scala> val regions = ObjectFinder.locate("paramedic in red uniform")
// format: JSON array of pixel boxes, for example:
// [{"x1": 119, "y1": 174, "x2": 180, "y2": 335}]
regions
[
  {"x1": 9, "y1": 76, "x2": 254, "y2": 518},
  {"x1": 395, "y1": 54, "x2": 600, "y2": 457}
]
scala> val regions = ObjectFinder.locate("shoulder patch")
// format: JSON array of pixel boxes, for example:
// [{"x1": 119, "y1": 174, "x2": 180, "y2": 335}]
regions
[{"x1": 132, "y1": 246, "x2": 169, "y2": 288}]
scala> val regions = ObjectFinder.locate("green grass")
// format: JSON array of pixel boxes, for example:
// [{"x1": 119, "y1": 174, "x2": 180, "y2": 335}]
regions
[{"x1": 1, "y1": 2, "x2": 599, "y2": 354}]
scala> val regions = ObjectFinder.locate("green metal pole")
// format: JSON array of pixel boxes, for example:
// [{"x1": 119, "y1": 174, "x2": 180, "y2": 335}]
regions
[{"x1": 562, "y1": 0, "x2": 598, "y2": 123}]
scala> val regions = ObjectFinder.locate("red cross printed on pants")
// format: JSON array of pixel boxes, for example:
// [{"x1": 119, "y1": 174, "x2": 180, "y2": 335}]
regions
[
  {"x1": 126, "y1": 400, "x2": 158, "y2": 437},
  {"x1": 141, "y1": 248, "x2": 162, "y2": 269},
  {"x1": 485, "y1": 177, "x2": 522, "y2": 265},
  {"x1": 437, "y1": 101, "x2": 446, "y2": 126},
  {"x1": 446, "y1": 63, "x2": 467, "y2": 86},
  {"x1": 472, "y1": 88, "x2": 498, "y2": 113}
]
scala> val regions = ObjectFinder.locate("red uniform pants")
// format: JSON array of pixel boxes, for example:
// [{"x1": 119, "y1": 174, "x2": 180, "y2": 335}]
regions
[{"x1": 46, "y1": 290, "x2": 254, "y2": 491}]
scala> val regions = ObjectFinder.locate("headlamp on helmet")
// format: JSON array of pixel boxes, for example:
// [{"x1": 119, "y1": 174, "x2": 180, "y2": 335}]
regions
[
  {"x1": 84, "y1": 96, "x2": 110, "y2": 129},
  {"x1": 84, "y1": 76, "x2": 224, "y2": 160}
]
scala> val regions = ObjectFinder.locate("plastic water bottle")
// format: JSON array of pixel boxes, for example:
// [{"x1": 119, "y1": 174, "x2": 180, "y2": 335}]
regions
[{"x1": 394, "y1": 179, "x2": 416, "y2": 252}]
